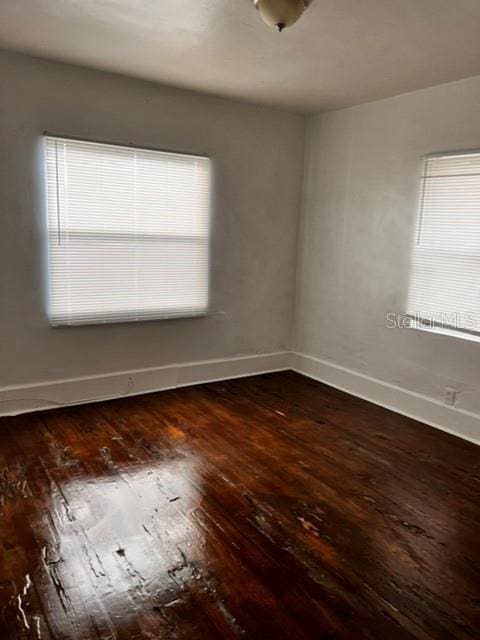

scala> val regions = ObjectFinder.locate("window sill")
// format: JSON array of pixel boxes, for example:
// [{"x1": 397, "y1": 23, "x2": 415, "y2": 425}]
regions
[
  {"x1": 50, "y1": 310, "x2": 208, "y2": 328},
  {"x1": 409, "y1": 320, "x2": 480, "y2": 344}
]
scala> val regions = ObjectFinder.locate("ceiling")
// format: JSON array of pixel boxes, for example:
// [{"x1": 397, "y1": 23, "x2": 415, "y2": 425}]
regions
[{"x1": 0, "y1": 0, "x2": 479, "y2": 114}]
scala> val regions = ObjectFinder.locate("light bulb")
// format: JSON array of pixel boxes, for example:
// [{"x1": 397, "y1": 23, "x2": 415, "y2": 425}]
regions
[{"x1": 254, "y1": 0, "x2": 306, "y2": 32}]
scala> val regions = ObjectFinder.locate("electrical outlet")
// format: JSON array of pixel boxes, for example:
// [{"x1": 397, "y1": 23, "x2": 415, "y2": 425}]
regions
[{"x1": 444, "y1": 387, "x2": 457, "y2": 407}]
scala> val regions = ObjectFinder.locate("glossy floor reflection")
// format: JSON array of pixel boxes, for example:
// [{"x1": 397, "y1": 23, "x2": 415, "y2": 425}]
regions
[{"x1": 0, "y1": 371, "x2": 478, "y2": 639}]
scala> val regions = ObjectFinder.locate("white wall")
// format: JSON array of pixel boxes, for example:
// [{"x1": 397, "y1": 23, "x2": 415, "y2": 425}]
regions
[
  {"x1": 294, "y1": 75, "x2": 480, "y2": 421},
  {"x1": 1, "y1": 49, "x2": 479, "y2": 441},
  {"x1": 0, "y1": 51, "x2": 305, "y2": 389}
]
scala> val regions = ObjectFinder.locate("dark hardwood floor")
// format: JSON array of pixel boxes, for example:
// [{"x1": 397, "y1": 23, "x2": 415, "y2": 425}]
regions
[{"x1": 0, "y1": 371, "x2": 478, "y2": 639}]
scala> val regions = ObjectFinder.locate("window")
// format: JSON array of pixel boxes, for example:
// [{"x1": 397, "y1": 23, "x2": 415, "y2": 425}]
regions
[
  {"x1": 407, "y1": 151, "x2": 480, "y2": 335},
  {"x1": 45, "y1": 136, "x2": 211, "y2": 326}
]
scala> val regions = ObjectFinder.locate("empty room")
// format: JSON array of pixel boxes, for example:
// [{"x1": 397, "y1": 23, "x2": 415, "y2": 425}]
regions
[{"x1": 0, "y1": 1, "x2": 479, "y2": 638}]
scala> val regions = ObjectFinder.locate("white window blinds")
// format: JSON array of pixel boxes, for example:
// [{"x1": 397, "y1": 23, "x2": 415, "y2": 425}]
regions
[
  {"x1": 407, "y1": 151, "x2": 480, "y2": 334},
  {"x1": 45, "y1": 136, "x2": 211, "y2": 326}
]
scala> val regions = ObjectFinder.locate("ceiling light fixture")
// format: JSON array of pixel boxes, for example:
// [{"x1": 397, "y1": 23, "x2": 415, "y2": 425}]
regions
[{"x1": 253, "y1": 0, "x2": 311, "y2": 32}]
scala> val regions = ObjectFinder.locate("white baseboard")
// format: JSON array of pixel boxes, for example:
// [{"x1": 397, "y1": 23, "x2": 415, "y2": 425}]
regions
[
  {"x1": 291, "y1": 352, "x2": 480, "y2": 446},
  {"x1": 2, "y1": 349, "x2": 478, "y2": 446},
  {"x1": 0, "y1": 351, "x2": 290, "y2": 417}
]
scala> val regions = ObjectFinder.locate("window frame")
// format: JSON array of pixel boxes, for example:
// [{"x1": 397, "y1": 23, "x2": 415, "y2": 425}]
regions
[
  {"x1": 406, "y1": 148, "x2": 480, "y2": 340},
  {"x1": 44, "y1": 133, "x2": 213, "y2": 327}
]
